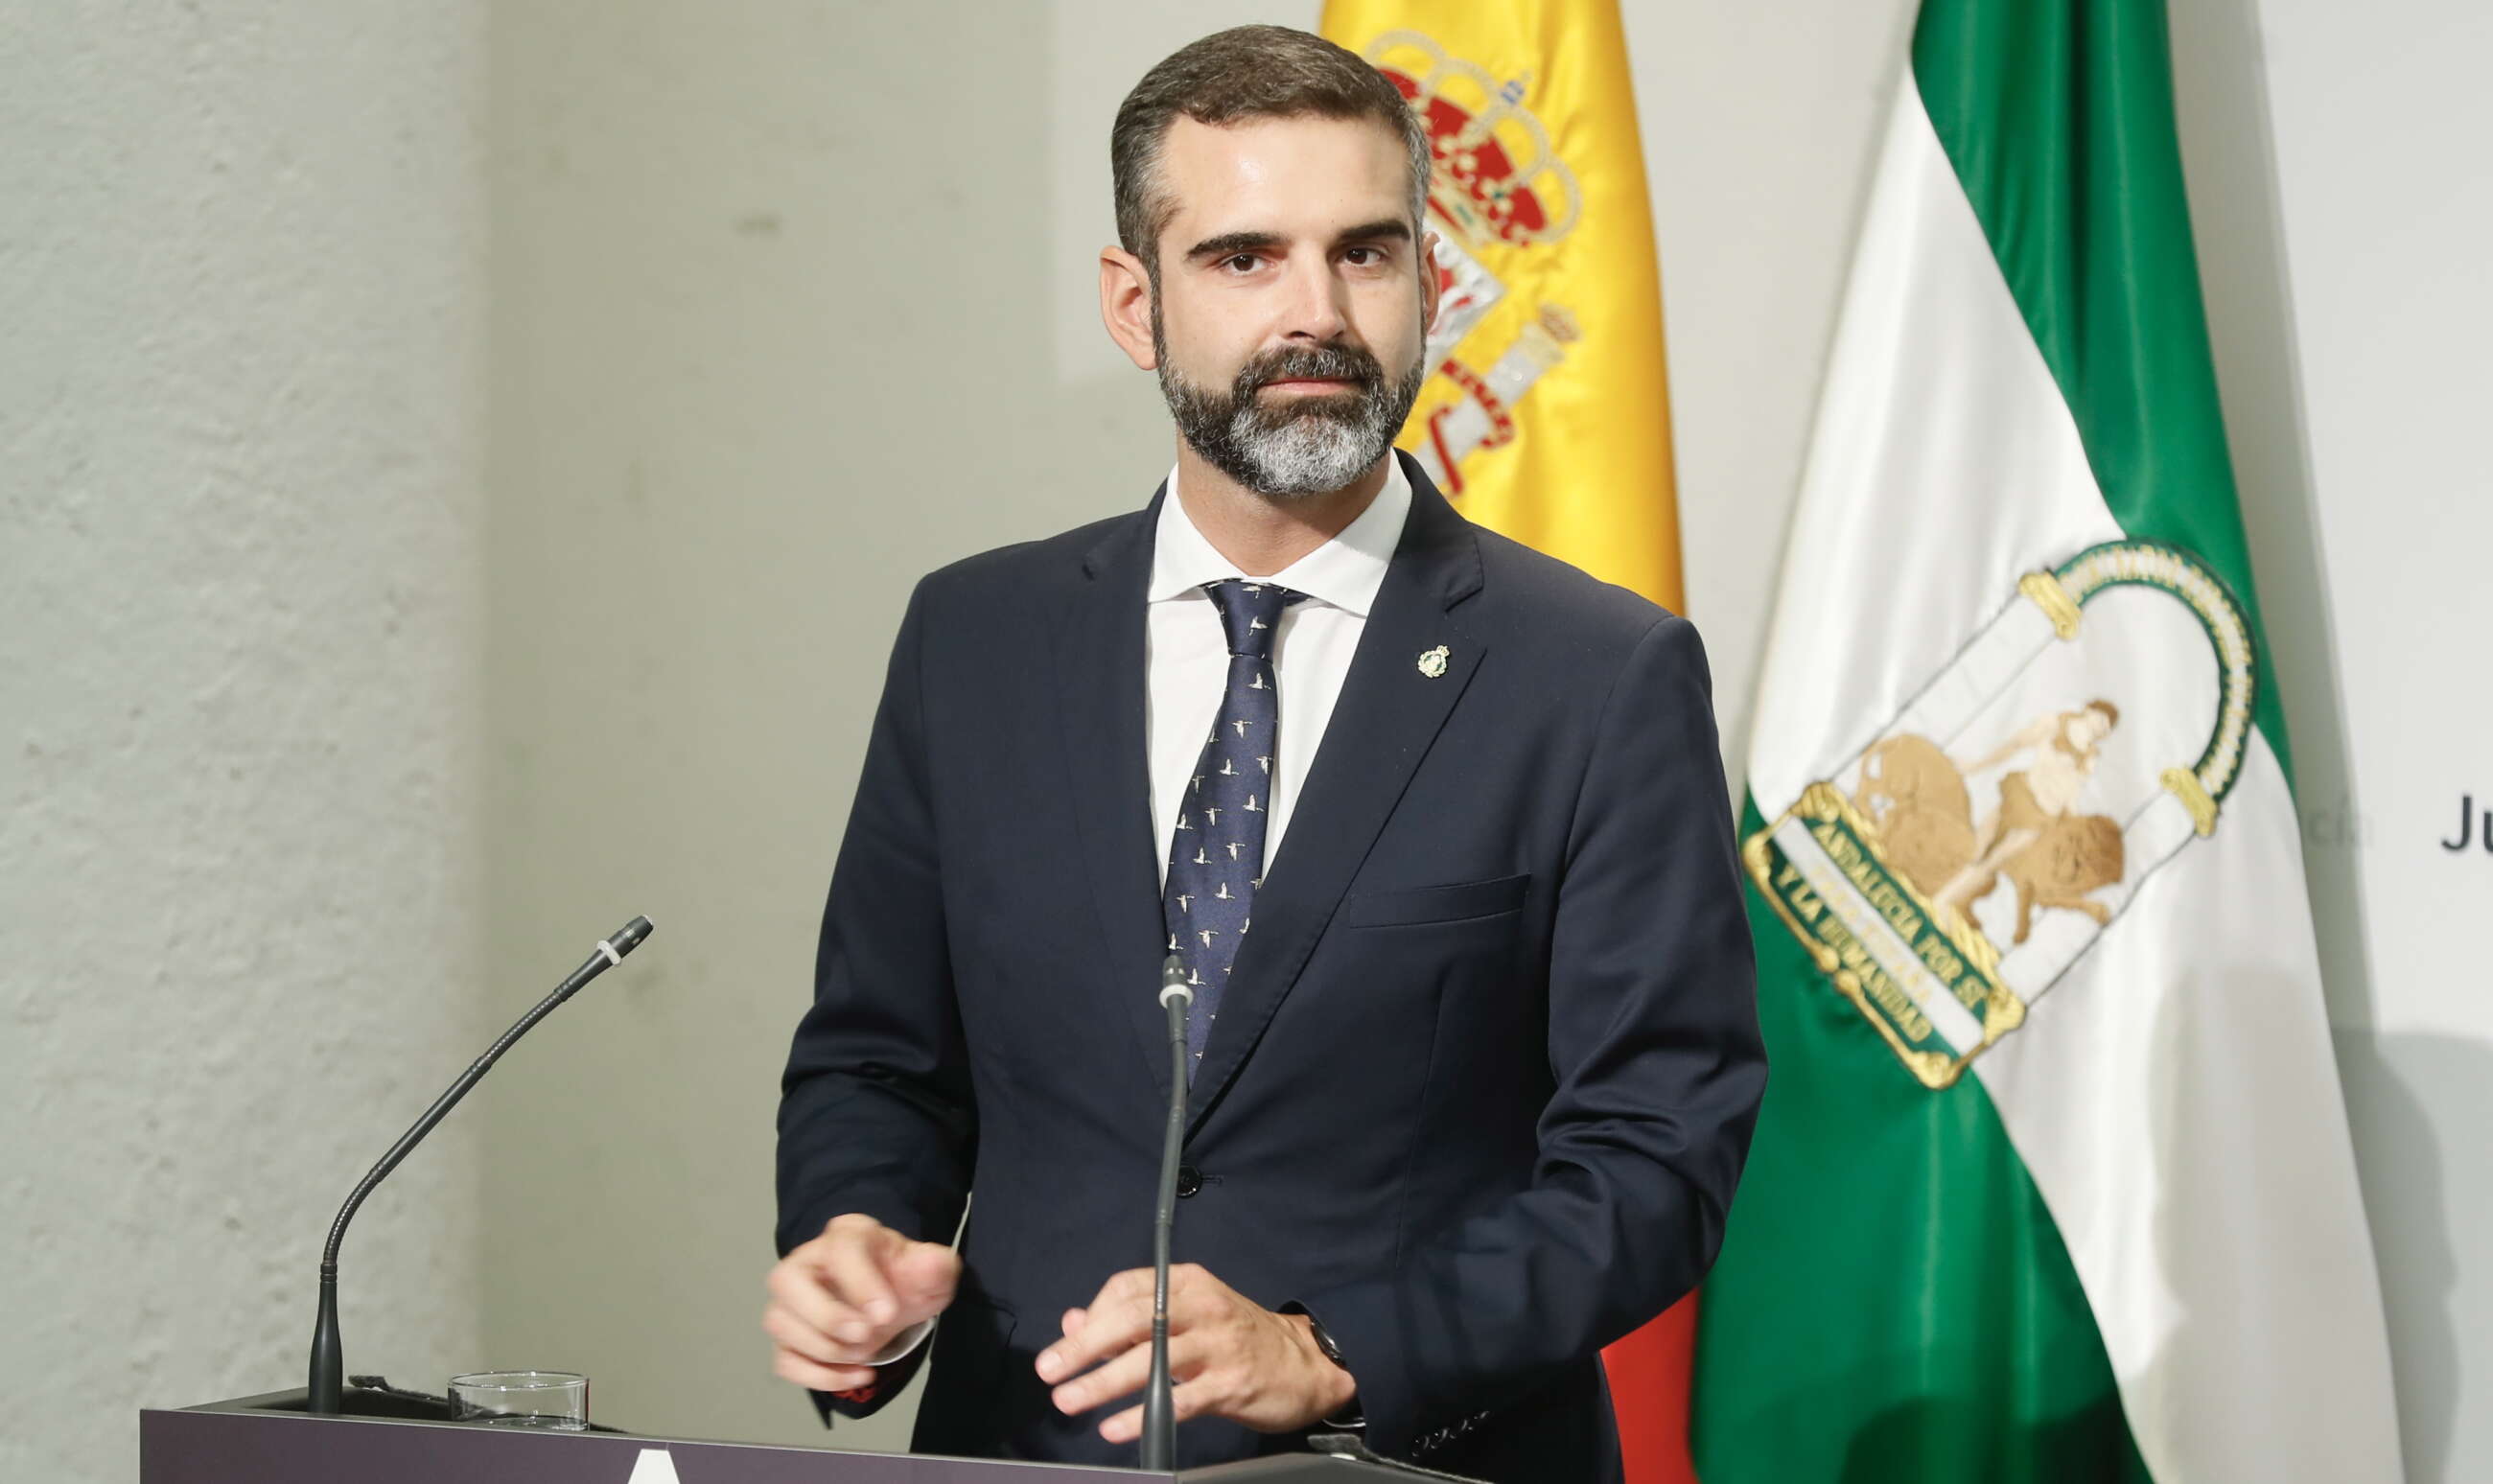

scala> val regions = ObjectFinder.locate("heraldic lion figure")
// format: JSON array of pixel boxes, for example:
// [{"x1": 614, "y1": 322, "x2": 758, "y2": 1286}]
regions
[
  {"x1": 1988, "y1": 775, "x2": 2125, "y2": 944},
  {"x1": 1854, "y1": 732, "x2": 2126, "y2": 946}
]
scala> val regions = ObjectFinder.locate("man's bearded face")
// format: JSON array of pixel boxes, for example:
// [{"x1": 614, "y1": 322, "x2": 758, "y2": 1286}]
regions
[{"x1": 1153, "y1": 311, "x2": 1427, "y2": 500}]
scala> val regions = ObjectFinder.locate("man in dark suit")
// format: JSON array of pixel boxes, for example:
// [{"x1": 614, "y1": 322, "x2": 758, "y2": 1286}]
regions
[{"x1": 765, "y1": 25, "x2": 1762, "y2": 1481}]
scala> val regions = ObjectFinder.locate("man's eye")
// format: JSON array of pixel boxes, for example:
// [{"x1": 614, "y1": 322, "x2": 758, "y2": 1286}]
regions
[
  {"x1": 1344, "y1": 246, "x2": 1382, "y2": 266},
  {"x1": 1223, "y1": 254, "x2": 1261, "y2": 273}
]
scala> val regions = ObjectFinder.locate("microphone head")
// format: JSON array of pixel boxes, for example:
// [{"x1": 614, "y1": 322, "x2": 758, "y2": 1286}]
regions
[
  {"x1": 610, "y1": 916, "x2": 654, "y2": 958},
  {"x1": 1158, "y1": 954, "x2": 1193, "y2": 1007}
]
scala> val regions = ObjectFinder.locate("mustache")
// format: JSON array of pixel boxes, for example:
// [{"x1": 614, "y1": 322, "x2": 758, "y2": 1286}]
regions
[{"x1": 1234, "y1": 342, "x2": 1386, "y2": 399}]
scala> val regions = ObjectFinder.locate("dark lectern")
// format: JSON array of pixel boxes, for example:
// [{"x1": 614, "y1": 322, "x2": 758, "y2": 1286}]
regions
[{"x1": 141, "y1": 1387, "x2": 1433, "y2": 1483}]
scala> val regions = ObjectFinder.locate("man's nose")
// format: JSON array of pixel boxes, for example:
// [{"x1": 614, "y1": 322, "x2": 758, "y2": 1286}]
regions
[{"x1": 1276, "y1": 254, "x2": 1351, "y2": 342}]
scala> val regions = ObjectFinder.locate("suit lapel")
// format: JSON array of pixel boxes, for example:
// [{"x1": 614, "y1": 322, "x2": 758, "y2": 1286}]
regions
[
  {"x1": 1052, "y1": 490, "x2": 1177, "y2": 1103},
  {"x1": 1188, "y1": 457, "x2": 1487, "y2": 1127}
]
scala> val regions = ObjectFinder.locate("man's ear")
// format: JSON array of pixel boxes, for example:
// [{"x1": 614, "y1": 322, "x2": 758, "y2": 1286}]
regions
[
  {"x1": 1099, "y1": 245, "x2": 1158, "y2": 371},
  {"x1": 1417, "y1": 228, "x2": 1445, "y2": 342}
]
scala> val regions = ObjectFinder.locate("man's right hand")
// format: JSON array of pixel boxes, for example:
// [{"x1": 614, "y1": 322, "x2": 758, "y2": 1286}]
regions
[{"x1": 763, "y1": 1213, "x2": 961, "y2": 1393}]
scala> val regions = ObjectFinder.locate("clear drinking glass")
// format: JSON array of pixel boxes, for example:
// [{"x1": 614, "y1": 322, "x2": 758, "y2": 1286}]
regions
[{"x1": 448, "y1": 1370, "x2": 589, "y2": 1430}]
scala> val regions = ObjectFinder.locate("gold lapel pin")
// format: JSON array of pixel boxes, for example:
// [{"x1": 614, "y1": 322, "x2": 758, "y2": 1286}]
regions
[{"x1": 1416, "y1": 644, "x2": 1451, "y2": 679}]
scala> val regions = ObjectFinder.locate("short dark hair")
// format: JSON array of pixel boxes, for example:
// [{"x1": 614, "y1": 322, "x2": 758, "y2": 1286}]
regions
[{"x1": 1110, "y1": 25, "x2": 1431, "y2": 277}]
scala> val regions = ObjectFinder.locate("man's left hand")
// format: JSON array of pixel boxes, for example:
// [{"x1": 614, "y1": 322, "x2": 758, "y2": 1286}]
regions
[{"x1": 1034, "y1": 1264, "x2": 1357, "y2": 1443}]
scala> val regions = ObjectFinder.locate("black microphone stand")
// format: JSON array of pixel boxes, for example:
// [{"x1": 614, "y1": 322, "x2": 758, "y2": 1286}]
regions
[
  {"x1": 307, "y1": 916, "x2": 653, "y2": 1414},
  {"x1": 1141, "y1": 955, "x2": 1193, "y2": 1471}
]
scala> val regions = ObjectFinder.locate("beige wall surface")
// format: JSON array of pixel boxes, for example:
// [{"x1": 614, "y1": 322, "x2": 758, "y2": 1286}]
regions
[{"x1": 0, "y1": 5, "x2": 490, "y2": 1481}]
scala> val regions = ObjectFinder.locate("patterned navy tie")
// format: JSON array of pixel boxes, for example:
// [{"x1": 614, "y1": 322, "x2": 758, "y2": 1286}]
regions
[{"x1": 1163, "y1": 579, "x2": 1306, "y2": 1076}]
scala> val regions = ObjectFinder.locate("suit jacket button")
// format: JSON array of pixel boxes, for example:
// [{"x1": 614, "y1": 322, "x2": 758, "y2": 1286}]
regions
[{"x1": 1176, "y1": 1165, "x2": 1202, "y2": 1198}]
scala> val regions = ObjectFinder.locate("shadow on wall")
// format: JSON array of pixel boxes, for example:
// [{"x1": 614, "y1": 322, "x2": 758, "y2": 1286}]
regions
[{"x1": 2335, "y1": 1031, "x2": 2481, "y2": 1484}]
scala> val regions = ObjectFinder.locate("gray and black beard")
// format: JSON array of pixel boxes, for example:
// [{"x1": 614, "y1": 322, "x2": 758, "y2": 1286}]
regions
[{"x1": 1154, "y1": 317, "x2": 1427, "y2": 500}]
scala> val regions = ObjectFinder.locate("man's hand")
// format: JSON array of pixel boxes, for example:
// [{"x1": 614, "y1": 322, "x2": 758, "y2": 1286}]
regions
[
  {"x1": 763, "y1": 1213, "x2": 960, "y2": 1394},
  {"x1": 1034, "y1": 1264, "x2": 1358, "y2": 1443}
]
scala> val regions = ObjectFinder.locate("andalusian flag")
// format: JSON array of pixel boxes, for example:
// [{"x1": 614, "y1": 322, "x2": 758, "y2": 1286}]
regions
[
  {"x1": 1315, "y1": 4, "x2": 1697, "y2": 1480},
  {"x1": 1691, "y1": 2, "x2": 2401, "y2": 1480}
]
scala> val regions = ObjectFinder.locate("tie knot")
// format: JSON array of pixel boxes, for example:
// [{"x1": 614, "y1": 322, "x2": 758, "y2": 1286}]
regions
[{"x1": 1202, "y1": 580, "x2": 1305, "y2": 660}]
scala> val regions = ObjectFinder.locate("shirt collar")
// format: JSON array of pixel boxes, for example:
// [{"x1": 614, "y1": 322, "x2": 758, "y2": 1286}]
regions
[{"x1": 1145, "y1": 454, "x2": 1410, "y2": 617}]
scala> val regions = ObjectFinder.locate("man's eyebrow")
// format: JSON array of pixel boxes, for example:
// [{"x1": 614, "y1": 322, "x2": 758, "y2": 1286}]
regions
[
  {"x1": 1185, "y1": 230, "x2": 1287, "y2": 261},
  {"x1": 1333, "y1": 218, "x2": 1414, "y2": 246},
  {"x1": 1182, "y1": 220, "x2": 1415, "y2": 262}
]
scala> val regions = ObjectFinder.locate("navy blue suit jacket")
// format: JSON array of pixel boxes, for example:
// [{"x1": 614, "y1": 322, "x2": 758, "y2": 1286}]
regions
[{"x1": 777, "y1": 455, "x2": 1764, "y2": 1479}]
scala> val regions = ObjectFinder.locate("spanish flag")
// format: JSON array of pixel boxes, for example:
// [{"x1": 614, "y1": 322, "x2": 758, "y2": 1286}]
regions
[{"x1": 1316, "y1": 5, "x2": 1696, "y2": 1482}]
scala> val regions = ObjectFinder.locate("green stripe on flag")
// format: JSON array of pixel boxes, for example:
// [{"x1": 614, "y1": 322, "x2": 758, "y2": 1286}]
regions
[
  {"x1": 1911, "y1": 0, "x2": 2293, "y2": 784},
  {"x1": 1691, "y1": 804, "x2": 2152, "y2": 1484}
]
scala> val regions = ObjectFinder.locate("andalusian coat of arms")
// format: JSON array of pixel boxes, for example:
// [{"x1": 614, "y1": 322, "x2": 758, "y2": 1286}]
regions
[{"x1": 1744, "y1": 542, "x2": 2257, "y2": 1088}]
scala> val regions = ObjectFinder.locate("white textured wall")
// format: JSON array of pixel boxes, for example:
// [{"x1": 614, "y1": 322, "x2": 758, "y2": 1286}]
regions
[{"x1": 0, "y1": 5, "x2": 490, "y2": 1480}]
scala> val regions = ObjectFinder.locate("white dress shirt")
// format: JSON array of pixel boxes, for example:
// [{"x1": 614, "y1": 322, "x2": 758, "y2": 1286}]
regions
[{"x1": 1146, "y1": 458, "x2": 1411, "y2": 886}]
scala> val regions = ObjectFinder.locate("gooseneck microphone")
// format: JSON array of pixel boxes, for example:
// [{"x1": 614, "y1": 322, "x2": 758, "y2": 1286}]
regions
[
  {"x1": 307, "y1": 915, "x2": 654, "y2": 1415},
  {"x1": 1141, "y1": 954, "x2": 1193, "y2": 1471}
]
